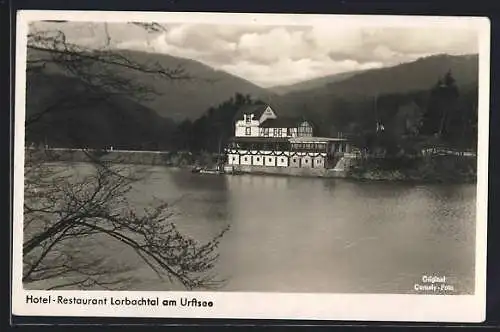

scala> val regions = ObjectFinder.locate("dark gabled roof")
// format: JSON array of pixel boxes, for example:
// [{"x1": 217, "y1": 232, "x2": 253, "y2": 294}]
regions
[
  {"x1": 260, "y1": 116, "x2": 309, "y2": 128},
  {"x1": 289, "y1": 137, "x2": 347, "y2": 143},
  {"x1": 228, "y1": 136, "x2": 290, "y2": 143},
  {"x1": 232, "y1": 103, "x2": 276, "y2": 122}
]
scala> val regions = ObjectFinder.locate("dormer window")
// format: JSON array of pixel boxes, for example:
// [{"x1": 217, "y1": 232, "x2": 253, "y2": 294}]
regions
[
  {"x1": 298, "y1": 121, "x2": 313, "y2": 137},
  {"x1": 245, "y1": 114, "x2": 251, "y2": 123}
]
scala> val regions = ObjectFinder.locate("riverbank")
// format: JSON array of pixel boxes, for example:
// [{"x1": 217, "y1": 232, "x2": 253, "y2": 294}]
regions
[{"x1": 26, "y1": 148, "x2": 477, "y2": 183}]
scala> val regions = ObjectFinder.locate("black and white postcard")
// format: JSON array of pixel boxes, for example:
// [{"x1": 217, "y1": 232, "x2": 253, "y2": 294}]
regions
[{"x1": 12, "y1": 10, "x2": 490, "y2": 322}]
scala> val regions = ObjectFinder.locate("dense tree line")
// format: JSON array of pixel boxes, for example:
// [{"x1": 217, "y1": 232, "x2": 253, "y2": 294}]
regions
[
  {"x1": 172, "y1": 71, "x2": 477, "y2": 158},
  {"x1": 314, "y1": 70, "x2": 478, "y2": 157},
  {"x1": 171, "y1": 93, "x2": 263, "y2": 153}
]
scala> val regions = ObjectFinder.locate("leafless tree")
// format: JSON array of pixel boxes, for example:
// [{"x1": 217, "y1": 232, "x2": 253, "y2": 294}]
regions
[{"x1": 22, "y1": 22, "x2": 229, "y2": 290}]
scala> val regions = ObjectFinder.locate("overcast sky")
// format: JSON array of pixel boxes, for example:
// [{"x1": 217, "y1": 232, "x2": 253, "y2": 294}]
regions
[{"x1": 30, "y1": 21, "x2": 478, "y2": 87}]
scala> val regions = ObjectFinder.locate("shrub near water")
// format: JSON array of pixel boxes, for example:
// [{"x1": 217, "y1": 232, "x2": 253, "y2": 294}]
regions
[
  {"x1": 349, "y1": 155, "x2": 476, "y2": 183},
  {"x1": 413, "y1": 155, "x2": 477, "y2": 183}
]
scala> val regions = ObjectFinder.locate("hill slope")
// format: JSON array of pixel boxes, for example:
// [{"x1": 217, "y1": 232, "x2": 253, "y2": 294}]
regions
[
  {"x1": 268, "y1": 70, "x2": 365, "y2": 95},
  {"x1": 27, "y1": 48, "x2": 273, "y2": 121},
  {"x1": 273, "y1": 54, "x2": 479, "y2": 118},
  {"x1": 25, "y1": 72, "x2": 176, "y2": 150}
]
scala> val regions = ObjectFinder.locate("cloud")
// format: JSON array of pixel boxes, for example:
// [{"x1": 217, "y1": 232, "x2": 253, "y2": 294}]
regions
[
  {"x1": 30, "y1": 21, "x2": 478, "y2": 87},
  {"x1": 364, "y1": 28, "x2": 478, "y2": 55},
  {"x1": 220, "y1": 57, "x2": 384, "y2": 87},
  {"x1": 127, "y1": 23, "x2": 477, "y2": 86}
]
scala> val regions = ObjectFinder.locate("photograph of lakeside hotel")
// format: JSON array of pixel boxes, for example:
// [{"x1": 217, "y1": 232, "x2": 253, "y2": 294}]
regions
[
  {"x1": 225, "y1": 104, "x2": 353, "y2": 175},
  {"x1": 15, "y1": 14, "x2": 487, "y2": 316}
]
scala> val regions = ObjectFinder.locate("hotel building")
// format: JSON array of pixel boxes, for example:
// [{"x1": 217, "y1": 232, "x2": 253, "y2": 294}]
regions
[{"x1": 225, "y1": 104, "x2": 351, "y2": 170}]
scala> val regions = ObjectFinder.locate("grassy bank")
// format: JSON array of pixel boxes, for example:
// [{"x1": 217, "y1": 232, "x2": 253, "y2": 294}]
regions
[{"x1": 348, "y1": 155, "x2": 477, "y2": 183}]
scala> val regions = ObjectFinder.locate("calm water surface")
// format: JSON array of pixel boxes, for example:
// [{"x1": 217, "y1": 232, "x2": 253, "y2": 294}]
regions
[
  {"x1": 34, "y1": 163, "x2": 477, "y2": 294},
  {"x1": 124, "y1": 165, "x2": 476, "y2": 294}
]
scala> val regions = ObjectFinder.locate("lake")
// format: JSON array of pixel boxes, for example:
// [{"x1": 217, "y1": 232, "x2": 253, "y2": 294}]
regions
[{"x1": 26, "y1": 163, "x2": 477, "y2": 294}]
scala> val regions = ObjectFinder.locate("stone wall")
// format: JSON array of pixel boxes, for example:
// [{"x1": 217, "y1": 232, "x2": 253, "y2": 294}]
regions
[{"x1": 25, "y1": 148, "x2": 191, "y2": 166}]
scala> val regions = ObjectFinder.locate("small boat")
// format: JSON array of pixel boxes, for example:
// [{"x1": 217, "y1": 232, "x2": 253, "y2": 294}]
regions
[
  {"x1": 198, "y1": 163, "x2": 226, "y2": 175},
  {"x1": 199, "y1": 169, "x2": 224, "y2": 175},
  {"x1": 191, "y1": 166, "x2": 202, "y2": 173}
]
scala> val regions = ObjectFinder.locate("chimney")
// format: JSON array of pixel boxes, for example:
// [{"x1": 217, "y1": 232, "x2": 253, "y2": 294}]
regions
[{"x1": 243, "y1": 114, "x2": 247, "y2": 122}]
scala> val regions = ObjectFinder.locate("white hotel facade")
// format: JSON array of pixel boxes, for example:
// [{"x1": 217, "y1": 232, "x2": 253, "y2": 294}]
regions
[{"x1": 225, "y1": 104, "x2": 351, "y2": 170}]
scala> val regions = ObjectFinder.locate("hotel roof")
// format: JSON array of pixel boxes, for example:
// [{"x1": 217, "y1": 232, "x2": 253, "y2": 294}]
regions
[
  {"x1": 289, "y1": 137, "x2": 347, "y2": 143},
  {"x1": 228, "y1": 136, "x2": 348, "y2": 143},
  {"x1": 233, "y1": 104, "x2": 273, "y2": 122},
  {"x1": 259, "y1": 117, "x2": 302, "y2": 128},
  {"x1": 228, "y1": 136, "x2": 290, "y2": 143}
]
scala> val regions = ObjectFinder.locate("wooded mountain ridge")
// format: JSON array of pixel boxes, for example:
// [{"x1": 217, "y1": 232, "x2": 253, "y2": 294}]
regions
[{"x1": 25, "y1": 48, "x2": 478, "y2": 151}]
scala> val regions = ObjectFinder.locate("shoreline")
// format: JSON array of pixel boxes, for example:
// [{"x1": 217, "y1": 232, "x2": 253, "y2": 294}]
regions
[
  {"x1": 223, "y1": 168, "x2": 476, "y2": 184},
  {"x1": 25, "y1": 148, "x2": 477, "y2": 184}
]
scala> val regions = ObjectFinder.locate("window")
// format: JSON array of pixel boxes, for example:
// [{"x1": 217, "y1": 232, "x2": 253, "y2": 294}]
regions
[
  {"x1": 245, "y1": 115, "x2": 251, "y2": 123},
  {"x1": 244, "y1": 157, "x2": 248, "y2": 162},
  {"x1": 298, "y1": 121, "x2": 313, "y2": 137},
  {"x1": 293, "y1": 158, "x2": 297, "y2": 163},
  {"x1": 277, "y1": 128, "x2": 283, "y2": 136},
  {"x1": 233, "y1": 157, "x2": 236, "y2": 161},
  {"x1": 256, "y1": 157, "x2": 260, "y2": 161},
  {"x1": 245, "y1": 127, "x2": 251, "y2": 136},
  {"x1": 280, "y1": 158, "x2": 285, "y2": 163},
  {"x1": 268, "y1": 158, "x2": 272, "y2": 162},
  {"x1": 273, "y1": 128, "x2": 278, "y2": 137}
]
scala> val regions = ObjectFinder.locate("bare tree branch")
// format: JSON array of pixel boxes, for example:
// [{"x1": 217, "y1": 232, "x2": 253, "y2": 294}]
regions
[{"x1": 23, "y1": 23, "x2": 230, "y2": 290}]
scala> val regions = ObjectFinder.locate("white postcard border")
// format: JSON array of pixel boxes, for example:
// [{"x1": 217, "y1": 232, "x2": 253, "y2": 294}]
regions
[{"x1": 11, "y1": 10, "x2": 491, "y2": 323}]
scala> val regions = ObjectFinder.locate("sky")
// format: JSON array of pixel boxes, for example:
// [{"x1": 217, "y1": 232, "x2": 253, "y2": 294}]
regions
[{"x1": 30, "y1": 20, "x2": 479, "y2": 88}]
